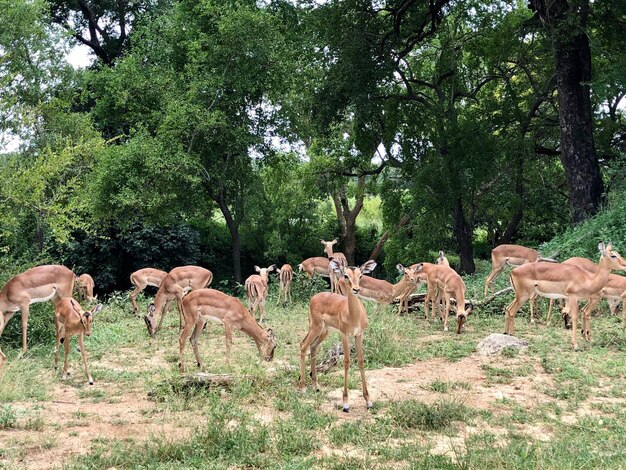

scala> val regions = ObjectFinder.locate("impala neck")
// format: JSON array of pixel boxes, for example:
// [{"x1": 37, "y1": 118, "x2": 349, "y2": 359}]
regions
[
  {"x1": 241, "y1": 313, "x2": 268, "y2": 345},
  {"x1": 391, "y1": 276, "x2": 412, "y2": 298},
  {"x1": 591, "y1": 254, "x2": 614, "y2": 292}
]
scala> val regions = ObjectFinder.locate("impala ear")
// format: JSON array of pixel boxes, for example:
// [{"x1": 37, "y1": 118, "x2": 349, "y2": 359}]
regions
[
  {"x1": 268, "y1": 264, "x2": 277, "y2": 272},
  {"x1": 412, "y1": 263, "x2": 424, "y2": 273},
  {"x1": 360, "y1": 260, "x2": 377, "y2": 275},
  {"x1": 332, "y1": 238, "x2": 338, "y2": 245},
  {"x1": 148, "y1": 303, "x2": 156, "y2": 316},
  {"x1": 396, "y1": 263, "x2": 404, "y2": 273},
  {"x1": 267, "y1": 328, "x2": 275, "y2": 341},
  {"x1": 598, "y1": 242, "x2": 606, "y2": 255},
  {"x1": 255, "y1": 265, "x2": 261, "y2": 273},
  {"x1": 91, "y1": 304, "x2": 103, "y2": 316},
  {"x1": 320, "y1": 239, "x2": 326, "y2": 245},
  {"x1": 439, "y1": 250, "x2": 445, "y2": 257}
]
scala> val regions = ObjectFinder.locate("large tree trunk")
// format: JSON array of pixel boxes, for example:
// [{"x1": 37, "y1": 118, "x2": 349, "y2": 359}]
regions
[
  {"x1": 331, "y1": 177, "x2": 366, "y2": 265},
  {"x1": 530, "y1": 0, "x2": 603, "y2": 223},
  {"x1": 453, "y1": 199, "x2": 475, "y2": 274}
]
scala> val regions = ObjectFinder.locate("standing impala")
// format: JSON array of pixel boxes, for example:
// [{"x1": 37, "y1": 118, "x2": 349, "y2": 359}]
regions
[
  {"x1": 396, "y1": 252, "x2": 449, "y2": 316},
  {"x1": 144, "y1": 266, "x2": 213, "y2": 336},
  {"x1": 178, "y1": 288, "x2": 276, "y2": 372},
  {"x1": 54, "y1": 298, "x2": 103, "y2": 384},
  {"x1": 505, "y1": 242, "x2": 626, "y2": 349},
  {"x1": 357, "y1": 264, "x2": 421, "y2": 315},
  {"x1": 299, "y1": 258, "x2": 376, "y2": 413},
  {"x1": 321, "y1": 239, "x2": 348, "y2": 293},
  {"x1": 245, "y1": 265, "x2": 276, "y2": 323},
  {"x1": 484, "y1": 244, "x2": 540, "y2": 297},
  {"x1": 276, "y1": 264, "x2": 293, "y2": 306},
  {"x1": 0, "y1": 264, "x2": 75, "y2": 363},
  {"x1": 129, "y1": 268, "x2": 168, "y2": 315}
]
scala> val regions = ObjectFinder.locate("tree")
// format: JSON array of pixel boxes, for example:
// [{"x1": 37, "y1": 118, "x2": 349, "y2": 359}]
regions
[{"x1": 528, "y1": 0, "x2": 603, "y2": 223}]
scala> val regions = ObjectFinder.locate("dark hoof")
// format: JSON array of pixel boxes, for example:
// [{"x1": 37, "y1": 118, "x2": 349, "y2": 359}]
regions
[
  {"x1": 89, "y1": 380, "x2": 94, "y2": 385},
  {"x1": 342, "y1": 406, "x2": 350, "y2": 413}
]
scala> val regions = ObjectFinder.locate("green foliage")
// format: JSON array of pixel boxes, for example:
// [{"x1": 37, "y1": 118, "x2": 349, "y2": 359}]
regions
[
  {"x1": 387, "y1": 399, "x2": 473, "y2": 431},
  {"x1": 540, "y1": 189, "x2": 626, "y2": 260},
  {"x1": 0, "y1": 406, "x2": 16, "y2": 430}
]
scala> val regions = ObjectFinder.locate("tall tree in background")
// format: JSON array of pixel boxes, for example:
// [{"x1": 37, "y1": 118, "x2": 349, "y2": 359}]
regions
[{"x1": 529, "y1": 0, "x2": 603, "y2": 223}]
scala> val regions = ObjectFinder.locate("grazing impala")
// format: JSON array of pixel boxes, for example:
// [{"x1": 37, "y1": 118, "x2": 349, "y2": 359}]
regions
[
  {"x1": 299, "y1": 258, "x2": 376, "y2": 412},
  {"x1": 129, "y1": 268, "x2": 168, "y2": 315},
  {"x1": 75, "y1": 274, "x2": 96, "y2": 302},
  {"x1": 276, "y1": 264, "x2": 293, "y2": 306},
  {"x1": 396, "y1": 252, "x2": 450, "y2": 316},
  {"x1": 178, "y1": 288, "x2": 276, "y2": 372},
  {"x1": 54, "y1": 298, "x2": 103, "y2": 384},
  {"x1": 245, "y1": 265, "x2": 276, "y2": 323},
  {"x1": 505, "y1": 243, "x2": 626, "y2": 349},
  {"x1": 357, "y1": 264, "x2": 421, "y2": 315},
  {"x1": 416, "y1": 263, "x2": 473, "y2": 333},
  {"x1": 0, "y1": 264, "x2": 75, "y2": 363},
  {"x1": 144, "y1": 266, "x2": 213, "y2": 336},
  {"x1": 321, "y1": 239, "x2": 348, "y2": 293}
]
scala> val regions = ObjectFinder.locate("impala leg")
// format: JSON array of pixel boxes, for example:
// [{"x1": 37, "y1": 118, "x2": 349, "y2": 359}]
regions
[
  {"x1": 190, "y1": 320, "x2": 205, "y2": 370},
  {"x1": 299, "y1": 324, "x2": 322, "y2": 391},
  {"x1": 54, "y1": 316, "x2": 61, "y2": 369},
  {"x1": 505, "y1": 296, "x2": 525, "y2": 336},
  {"x1": 178, "y1": 314, "x2": 195, "y2": 373},
  {"x1": 129, "y1": 286, "x2": 144, "y2": 315},
  {"x1": 484, "y1": 265, "x2": 504, "y2": 297},
  {"x1": 0, "y1": 312, "x2": 13, "y2": 336},
  {"x1": 63, "y1": 334, "x2": 71, "y2": 379},
  {"x1": 567, "y1": 298, "x2": 580, "y2": 350},
  {"x1": 258, "y1": 297, "x2": 266, "y2": 323},
  {"x1": 530, "y1": 295, "x2": 536, "y2": 324},
  {"x1": 156, "y1": 298, "x2": 172, "y2": 333},
  {"x1": 287, "y1": 282, "x2": 292, "y2": 304},
  {"x1": 78, "y1": 334, "x2": 93, "y2": 385},
  {"x1": 20, "y1": 303, "x2": 30, "y2": 353},
  {"x1": 442, "y1": 296, "x2": 450, "y2": 332},
  {"x1": 341, "y1": 334, "x2": 351, "y2": 412},
  {"x1": 309, "y1": 328, "x2": 328, "y2": 391},
  {"x1": 546, "y1": 299, "x2": 554, "y2": 325},
  {"x1": 355, "y1": 334, "x2": 371, "y2": 409},
  {"x1": 224, "y1": 324, "x2": 233, "y2": 366}
]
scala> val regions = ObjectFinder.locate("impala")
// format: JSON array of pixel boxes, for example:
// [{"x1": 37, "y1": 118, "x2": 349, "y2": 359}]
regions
[
  {"x1": 396, "y1": 252, "x2": 449, "y2": 316},
  {"x1": 321, "y1": 239, "x2": 348, "y2": 293},
  {"x1": 144, "y1": 266, "x2": 213, "y2": 336},
  {"x1": 75, "y1": 273, "x2": 96, "y2": 302},
  {"x1": 0, "y1": 264, "x2": 75, "y2": 362},
  {"x1": 245, "y1": 265, "x2": 276, "y2": 323},
  {"x1": 505, "y1": 242, "x2": 626, "y2": 349},
  {"x1": 484, "y1": 244, "x2": 540, "y2": 297},
  {"x1": 357, "y1": 264, "x2": 420, "y2": 315},
  {"x1": 178, "y1": 288, "x2": 275, "y2": 372},
  {"x1": 129, "y1": 268, "x2": 167, "y2": 315},
  {"x1": 418, "y1": 263, "x2": 473, "y2": 333},
  {"x1": 54, "y1": 298, "x2": 103, "y2": 384},
  {"x1": 299, "y1": 258, "x2": 376, "y2": 412},
  {"x1": 276, "y1": 264, "x2": 293, "y2": 306}
]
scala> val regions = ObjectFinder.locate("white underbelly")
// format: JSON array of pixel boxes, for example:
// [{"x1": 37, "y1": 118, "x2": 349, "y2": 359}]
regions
[
  {"x1": 201, "y1": 314, "x2": 224, "y2": 325},
  {"x1": 534, "y1": 288, "x2": 567, "y2": 300},
  {"x1": 30, "y1": 288, "x2": 57, "y2": 304}
]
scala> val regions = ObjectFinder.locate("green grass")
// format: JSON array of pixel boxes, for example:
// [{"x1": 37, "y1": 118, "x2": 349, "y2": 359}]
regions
[{"x1": 1, "y1": 274, "x2": 626, "y2": 468}]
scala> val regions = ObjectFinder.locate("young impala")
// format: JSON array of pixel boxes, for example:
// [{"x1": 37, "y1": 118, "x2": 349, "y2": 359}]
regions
[
  {"x1": 54, "y1": 298, "x2": 103, "y2": 384},
  {"x1": 299, "y1": 258, "x2": 376, "y2": 412}
]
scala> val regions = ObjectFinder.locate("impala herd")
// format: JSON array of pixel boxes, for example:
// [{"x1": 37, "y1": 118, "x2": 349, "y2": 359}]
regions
[{"x1": 0, "y1": 239, "x2": 625, "y2": 412}]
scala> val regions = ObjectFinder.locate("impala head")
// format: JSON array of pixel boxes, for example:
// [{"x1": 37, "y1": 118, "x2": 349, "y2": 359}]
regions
[
  {"x1": 456, "y1": 301, "x2": 472, "y2": 334},
  {"x1": 259, "y1": 327, "x2": 276, "y2": 361},
  {"x1": 144, "y1": 303, "x2": 157, "y2": 336},
  {"x1": 321, "y1": 238, "x2": 338, "y2": 257},
  {"x1": 255, "y1": 264, "x2": 277, "y2": 281},
  {"x1": 330, "y1": 258, "x2": 377, "y2": 294},
  {"x1": 396, "y1": 264, "x2": 421, "y2": 285},
  {"x1": 412, "y1": 263, "x2": 428, "y2": 283},
  {"x1": 73, "y1": 300, "x2": 102, "y2": 337},
  {"x1": 599, "y1": 242, "x2": 626, "y2": 272}
]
